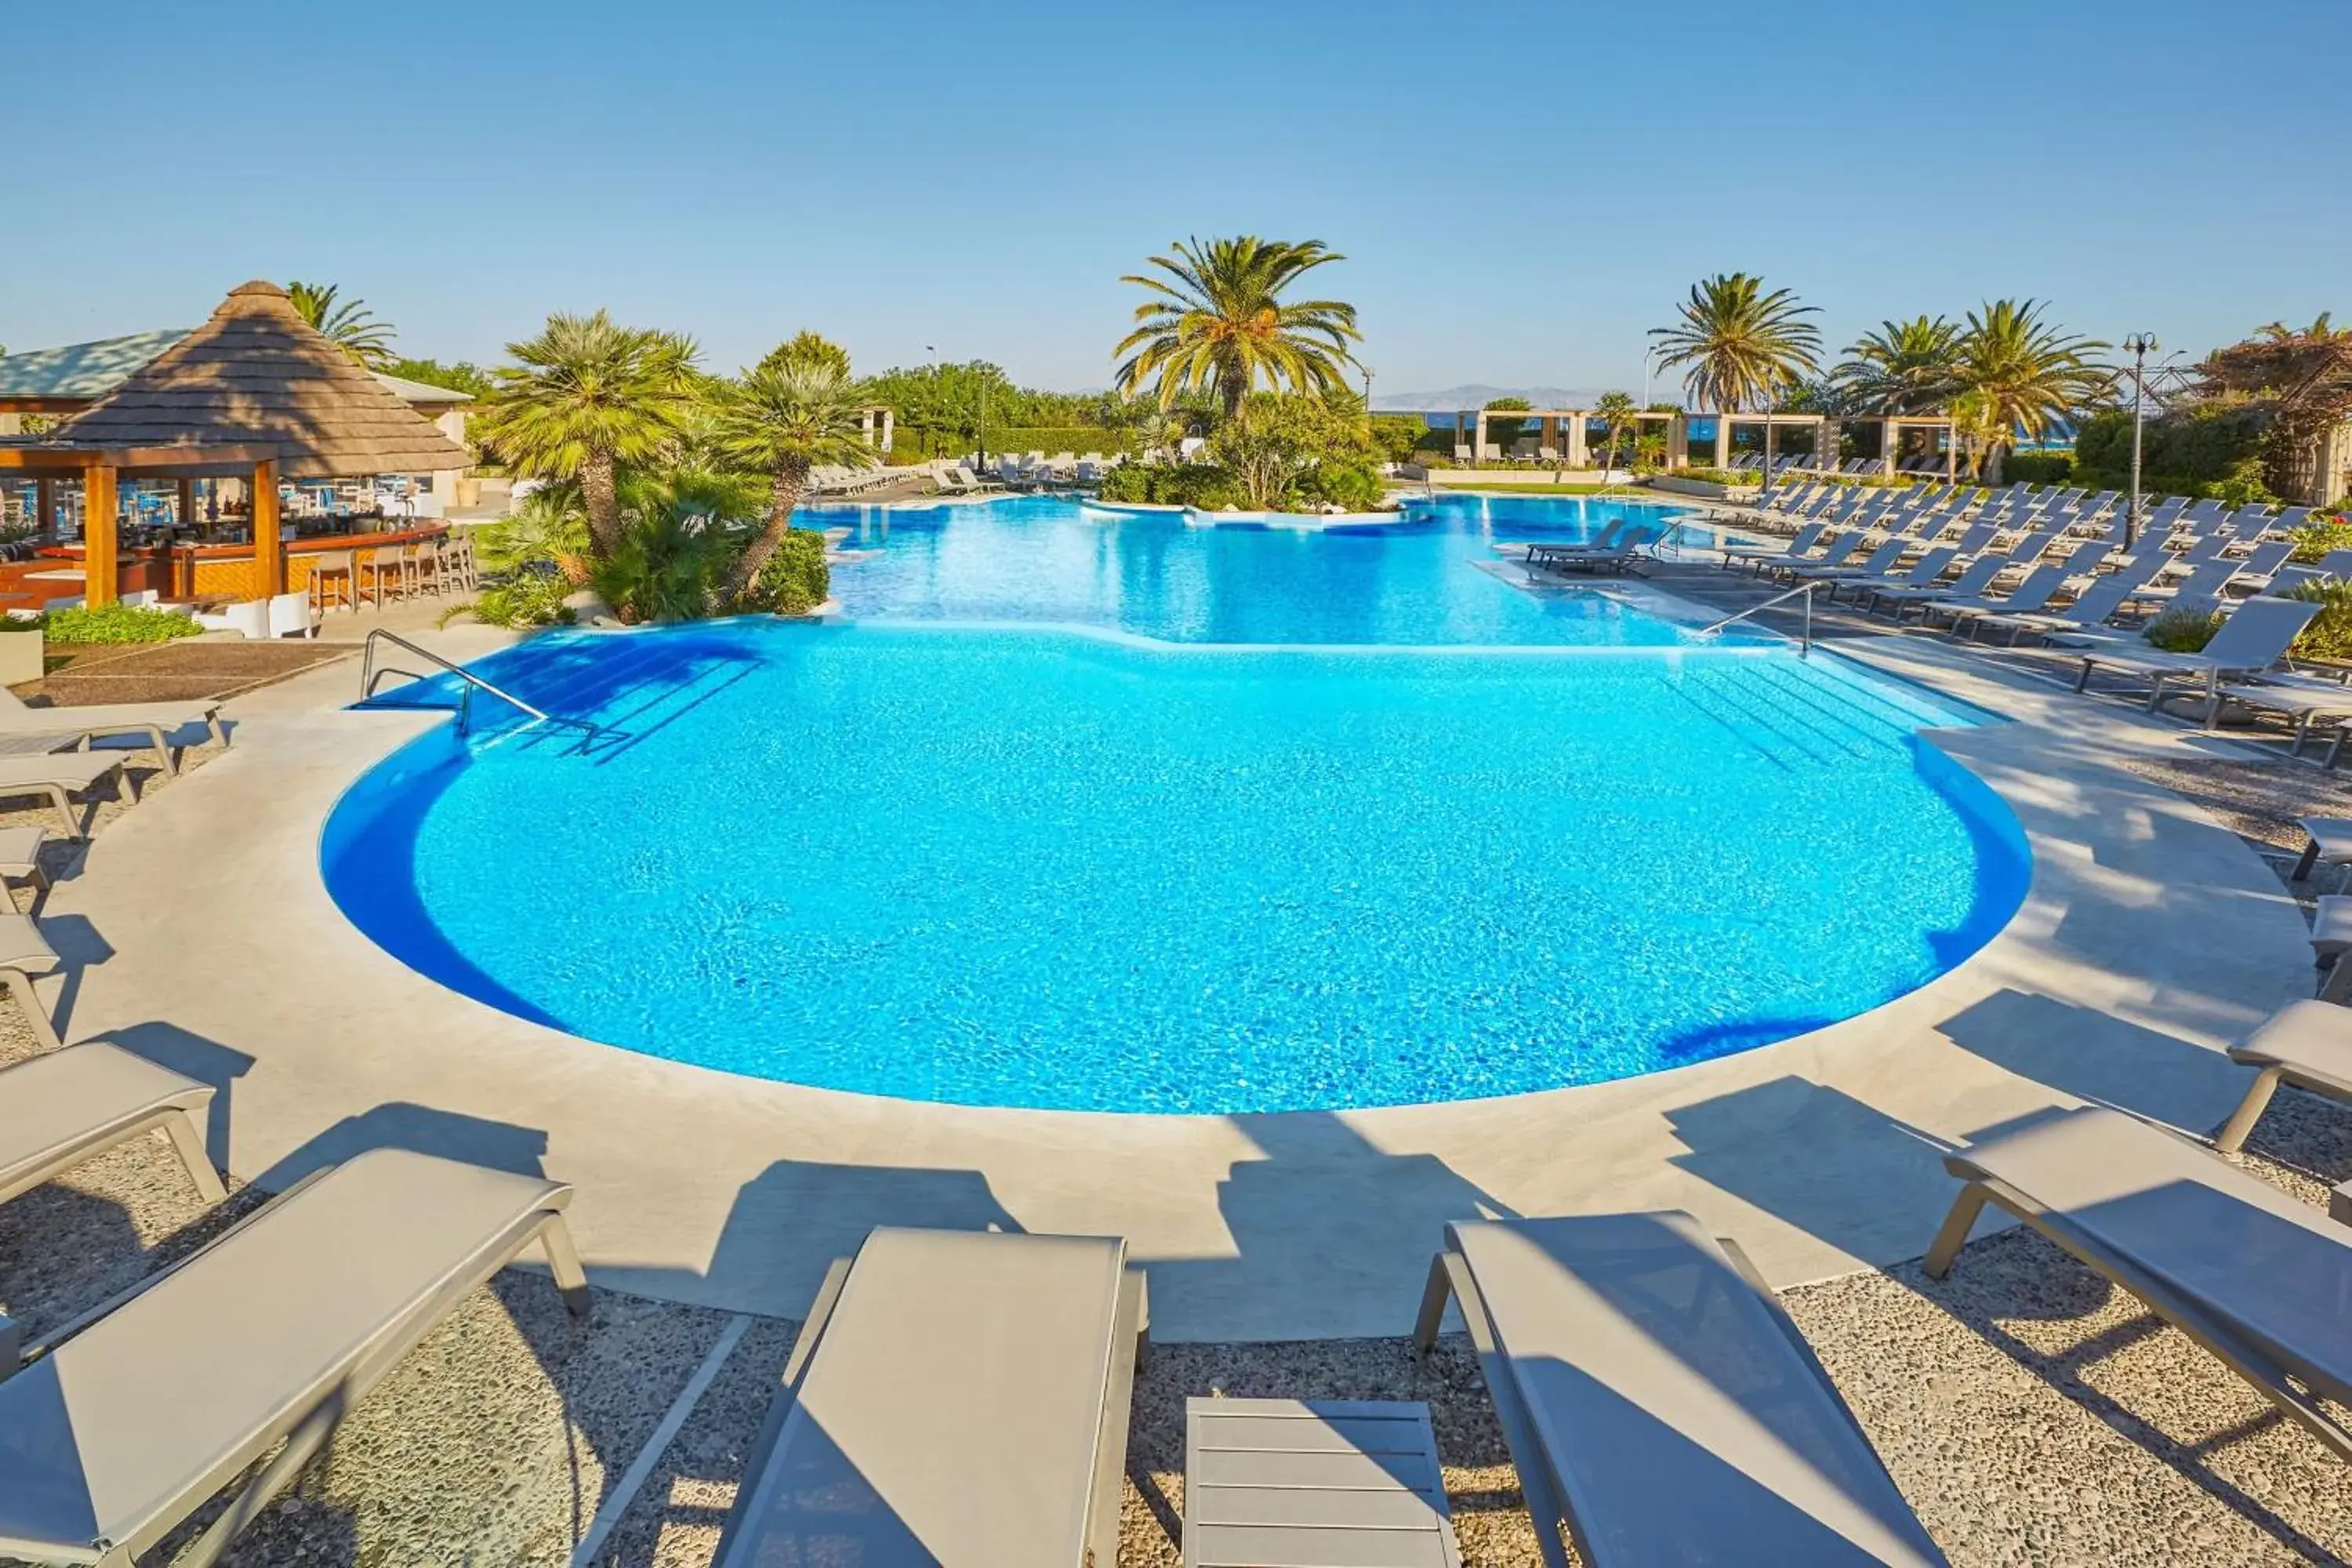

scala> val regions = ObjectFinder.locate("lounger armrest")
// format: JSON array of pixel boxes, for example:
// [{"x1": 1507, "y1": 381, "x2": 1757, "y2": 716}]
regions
[
  {"x1": 2332, "y1": 1181, "x2": 2352, "y2": 1229},
  {"x1": 0, "y1": 1312, "x2": 17, "y2": 1380}
]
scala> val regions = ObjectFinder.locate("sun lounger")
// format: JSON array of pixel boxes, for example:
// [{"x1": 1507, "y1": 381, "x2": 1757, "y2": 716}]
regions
[
  {"x1": 0, "y1": 750, "x2": 132, "y2": 839},
  {"x1": 0, "y1": 911, "x2": 63, "y2": 1050},
  {"x1": 1863, "y1": 553, "x2": 2010, "y2": 621},
  {"x1": 1184, "y1": 1398, "x2": 1461, "y2": 1567},
  {"x1": 1781, "y1": 535, "x2": 1911, "y2": 586},
  {"x1": 1991, "y1": 554, "x2": 2171, "y2": 644},
  {"x1": 1721, "y1": 522, "x2": 1828, "y2": 574},
  {"x1": 2071, "y1": 595, "x2": 2323, "y2": 722},
  {"x1": 1831, "y1": 546, "x2": 1956, "y2": 604},
  {"x1": 0, "y1": 689, "x2": 224, "y2": 775},
  {"x1": 1414, "y1": 1213, "x2": 1947, "y2": 1567},
  {"x1": 2292, "y1": 817, "x2": 2352, "y2": 887},
  {"x1": 1539, "y1": 527, "x2": 1659, "y2": 576},
  {"x1": 713, "y1": 1227, "x2": 1147, "y2": 1568},
  {"x1": 2208, "y1": 673, "x2": 2352, "y2": 760},
  {"x1": 0, "y1": 824, "x2": 48, "y2": 913},
  {"x1": 1926, "y1": 557, "x2": 2082, "y2": 641},
  {"x1": 2214, "y1": 1000, "x2": 2352, "y2": 1152},
  {"x1": 0, "y1": 1148, "x2": 587, "y2": 1566},
  {"x1": 0, "y1": 1040, "x2": 225, "y2": 1209},
  {"x1": 1923, "y1": 1105, "x2": 2352, "y2": 1461}
]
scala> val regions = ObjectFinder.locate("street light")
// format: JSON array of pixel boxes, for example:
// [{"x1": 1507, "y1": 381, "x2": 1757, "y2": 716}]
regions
[{"x1": 2122, "y1": 333, "x2": 2158, "y2": 550}]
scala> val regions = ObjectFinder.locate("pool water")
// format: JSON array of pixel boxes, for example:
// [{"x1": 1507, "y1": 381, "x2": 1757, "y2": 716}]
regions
[
  {"x1": 815, "y1": 493, "x2": 1732, "y2": 645},
  {"x1": 327, "y1": 608, "x2": 2029, "y2": 1113}
]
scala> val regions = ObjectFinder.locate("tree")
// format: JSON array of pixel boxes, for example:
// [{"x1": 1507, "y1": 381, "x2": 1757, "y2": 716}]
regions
[
  {"x1": 1483, "y1": 396, "x2": 1533, "y2": 456},
  {"x1": 383, "y1": 357, "x2": 494, "y2": 397},
  {"x1": 473, "y1": 311, "x2": 700, "y2": 560},
  {"x1": 1835, "y1": 316, "x2": 1962, "y2": 414},
  {"x1": 1649, "y1": 274, "x2": 1821, "y2": 416},
  {"x1": 2191, "y1": 314, "x2": 2352, "y2": 497},
  {"x1": 1206, "y1": 393, "x2": 1373, "y2": 508},
  {"x1": 1949, "y1": 299, "x2": 2111, "y2": 484},
  {"x1": 1113, "y1": 236, "x2": 1361, "y2": 416},
  {"x1": 706, "y1": 352, "x2": 873, "y2": 607},
  {"x1": 287, "y1": 281, "x2": 396, "y2": 368},
  {"x1": 758, "y1": 330, "x2": 854, "y2": 380},
  {"x1": 1594, "y1": 391, "x2": 1639, "y2": 474}
]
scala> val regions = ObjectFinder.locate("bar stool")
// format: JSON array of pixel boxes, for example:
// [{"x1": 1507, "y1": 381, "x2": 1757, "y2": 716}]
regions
[
  {"x1": 356, "y1": 544, "x2": 405, "y2": 607},
  {"x1": 443, "y1": 532, "x2": 479, "y2": 593},
  {"x1": 411, "y1": 538, "x2": 445, "y2": 597},
  {"x1": 309, "y1": 550, "x2": 361, "y2": 614}
]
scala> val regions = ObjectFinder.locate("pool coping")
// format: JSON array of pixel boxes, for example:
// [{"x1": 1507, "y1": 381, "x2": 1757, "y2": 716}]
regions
[{"x1": 39, "y1": 624, "x2": 2310, "y2": 1341}]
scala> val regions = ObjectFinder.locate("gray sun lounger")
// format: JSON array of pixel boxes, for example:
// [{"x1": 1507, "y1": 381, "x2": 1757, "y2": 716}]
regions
[
  {"x1": 0, "y1": 689, "x2": 225, "y2": 777},
  {"x1": 0, "y1": 751, "x2": 133, "y2": 840},
  {"x1": 0, "y1": 1147, "x2": 586, "y2": 1568},
  {"x1": 1414, "y1": 1213, "x2": 1947, "y2": 1567},
  {"x1": 713, "y1": 1227, "x2": 1148, "y2": 1568},
  {"x1": 0, "y1": 912, "x2": 62, "y2": 1050},
  {"x1": 1924, "y1": 1105, "x2": 2352, "y2": 1461},
  {"x1": 0, "y1": 1041, "x2": 225, "y2": 1214},
  {"x1": 2216, "y1": 1000, "x2": 2352, "y2": 1154},
  {"x1": 2071, "y1": 594, "x2": 2323, "y2": 723}
]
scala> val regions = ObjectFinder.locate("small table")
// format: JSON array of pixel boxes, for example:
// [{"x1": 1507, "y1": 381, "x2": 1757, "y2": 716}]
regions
[{"x1": 1185, "y1": 1397, "x2": 1461, "y2": 1567}]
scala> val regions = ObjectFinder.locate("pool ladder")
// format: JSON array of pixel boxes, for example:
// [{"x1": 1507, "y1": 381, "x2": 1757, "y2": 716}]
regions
[
  {"x1": 359, "y1": 629, "x2": 605, "y2": 750},
  {"x1": 1695, "y1": 579, "x2": 1818, "y2": 657}
]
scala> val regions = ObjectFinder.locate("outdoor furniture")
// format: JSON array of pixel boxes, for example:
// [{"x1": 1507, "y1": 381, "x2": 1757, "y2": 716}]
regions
[
  {"x1": 1184, "y1": 1397, "x2": 1461, "y2": 1568},
  {"x1": 0, "y1": 1040, "x2": 225, "y2": 1210},
  {"x1": 2209, "y1": 674, "x2": 2352, "y2": 763},
  {"x1": 1922, "y1": 1105, "x2": 2352, "y2": 1462},
  {"x1": 0, "y1": 911, "x2": 61, "y2": 1049},
  {"x1": 0, "y1": 687, "x2": 223, "y2": 775},
  {"x1": 1537, "y1": 525, "x2": 1660, "y2": 576},
  {"x1": 1414, "y1": 1212, "x2": 1947, "y2": 1567},
  {"x1": 0, "y1": 1148, "x2": 587, "y2": 1568},
  {"x1": 713, "y1": 1226, "x2": 1148, "y2": 1568},
  {"x1": 2214, "y1": 999, "x2": 2352, "y2": 1152},
  {"x1": 1924, "y1": 557, "x2": 2081, "y2": 639},
  {"x1": 308, "y1": 549, "x2": 361, "y2": 614},
  {"x1": 2295, "y1": 816, "x2": 2352, "y2": 887},
  {"x1": 1833, "y1": 546, "x2": 1957, "y2": 604},
  {"x1": 1984, "y1": 554, "x2": 2169, "y2": 644},
  {"x1": 0, "y1": 750, "x2": 134, "y2": 838},
  {"x1": 1720, "y1": 521, "x2": 1829, "y2": 574},
  {"x1": 0, "y1": 824, "x2": 50, "y2": 912},
  {"x1": 1864, "y1": 553, "x2": 2010, "y2": 621},
  {"x1": 2072, "y1": 596, "x2": 2324, "y2": 723}
]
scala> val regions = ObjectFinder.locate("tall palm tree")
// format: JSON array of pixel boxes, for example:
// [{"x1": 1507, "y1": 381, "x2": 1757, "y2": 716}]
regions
[
  {"x1": 1649, "y1": 274, "x2": 1823, "y2": 415},
  {"x1": 1113, "y1": 236, "x2": 1361, "y2": 416},
  {"x1": 706, "y1": 357, "x2": 873, "y2": 607},
  {"x1": 1594, "y1": 391, "x2": 1638, "y2": 474},
  {"x1": 1951, "y1": 299, "x2": 2112, "y2": 483},
  {"x1": 286, "y1": 281, "x2": 396, "y2": 368},
  {"x1": 473, "y1": 311, "x2": 700, "y2": 560},
  {"x1": 1835, "y1": 315, "x2": 1963, "y2": 414}
]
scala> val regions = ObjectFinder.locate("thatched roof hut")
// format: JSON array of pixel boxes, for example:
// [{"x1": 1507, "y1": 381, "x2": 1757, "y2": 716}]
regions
[{"x1": 49, "y1": 280, "x2": 471, "y2": 477}]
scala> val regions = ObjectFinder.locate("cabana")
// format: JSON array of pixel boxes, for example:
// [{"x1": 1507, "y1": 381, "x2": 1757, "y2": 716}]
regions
[{"x1": 0, "y1": 281, "x2": 471, "y2": 609}]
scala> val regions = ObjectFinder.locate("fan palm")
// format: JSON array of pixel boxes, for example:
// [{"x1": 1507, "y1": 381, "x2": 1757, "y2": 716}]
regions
[
  {"x1": 473, "y1": 312, "x2": 701, "y2": 560},
  {"x1": 1594, "y1": 391, "x2": 1638, "y2": 473},
  {"x1": 1835, "y1": 316, "x2": 1963, "y2": 414},
  {"x1": 1951, "y1": 300, "x2": 2112, "y2": 482},
  {"x1": 286, "y1": 281, "x2": 396, "y2": 369},
  {"x1": 706, "y1": 357, "x2": 873, "y2": 607},
  {"x1": 1649, "y1": 274, "x2": 1822, "y2": 415},
  {"x1": 1113, "y1": 236, "x2": 1361, "y2": 416}
]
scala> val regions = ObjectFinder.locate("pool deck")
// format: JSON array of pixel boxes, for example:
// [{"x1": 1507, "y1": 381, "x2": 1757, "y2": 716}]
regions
[{"x1": 35, "y1": 624, "x2": 2311, "y2": 1341}]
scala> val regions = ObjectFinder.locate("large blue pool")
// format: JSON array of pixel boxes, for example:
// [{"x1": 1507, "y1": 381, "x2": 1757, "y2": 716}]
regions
[{"x1": 325, "y1": 495, "x2": 2029, "y2": 1114}]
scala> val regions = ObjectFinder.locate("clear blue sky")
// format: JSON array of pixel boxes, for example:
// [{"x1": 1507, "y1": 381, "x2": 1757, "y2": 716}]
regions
[{"x1": 5, "y1": 0, "x2": 2343, "y2": 398}]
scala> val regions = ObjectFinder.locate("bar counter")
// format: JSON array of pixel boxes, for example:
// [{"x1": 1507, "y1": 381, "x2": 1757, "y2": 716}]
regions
[{"x1": 0, "y1": 521, "x2": 451, "y2": 608}]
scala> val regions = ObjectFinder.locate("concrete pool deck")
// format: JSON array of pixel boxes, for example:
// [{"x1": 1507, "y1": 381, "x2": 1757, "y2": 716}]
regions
[{"x1": 33, "y1": 626, "x2": 2311, "y2": 1341}]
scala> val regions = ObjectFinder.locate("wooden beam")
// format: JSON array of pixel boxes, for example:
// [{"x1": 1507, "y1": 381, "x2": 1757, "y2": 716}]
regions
[
  {"x1": 251, "y1": 459, "x2": 284, "y2": 597},
  {"x1": 34, "y1": 477, "x2": 54, "y2": 541},
  {"x1": 83, "y1": 466, "x2": 120, "y2": 607}
]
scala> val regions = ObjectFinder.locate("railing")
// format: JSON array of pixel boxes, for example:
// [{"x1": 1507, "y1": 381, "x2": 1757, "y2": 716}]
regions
[
  {"x1": 1694, "y1": 578, "x2": 1820, "y2": 657},
  {"x1": 359, "y1": 629, "x2": 602, "y2": 746}
]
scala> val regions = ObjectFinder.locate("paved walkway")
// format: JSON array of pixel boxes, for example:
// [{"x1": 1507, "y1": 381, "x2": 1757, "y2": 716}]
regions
[{"x1": 29, "y1": 620, "x2": 2312, "y2": 1341}]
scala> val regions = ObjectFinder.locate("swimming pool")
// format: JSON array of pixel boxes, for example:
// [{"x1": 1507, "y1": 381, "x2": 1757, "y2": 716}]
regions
[
  {"x1": 327, "y1": 573, "x2": 2030, "y2": 1111},
  {"x1": 814, "y1": 492, "x2": 1734, "y2": 645}
]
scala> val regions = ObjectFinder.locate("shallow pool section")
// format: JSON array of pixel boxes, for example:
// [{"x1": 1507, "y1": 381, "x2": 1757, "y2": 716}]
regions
[
  {"x1": 326, "y1": 622, "x2": 2028, "y2": 1114},
  {"x1": 815, "y1": 493, "x2": 1726, "y2": 645}
]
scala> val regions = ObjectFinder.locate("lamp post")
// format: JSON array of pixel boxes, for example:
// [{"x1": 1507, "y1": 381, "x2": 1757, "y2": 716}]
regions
[{"x1": 2122, "y1": 333, "x2": 2158, "y2": 550}]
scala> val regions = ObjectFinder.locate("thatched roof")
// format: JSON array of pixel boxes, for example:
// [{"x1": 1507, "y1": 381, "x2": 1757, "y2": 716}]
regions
[{"x1": 47, "y1": 281, "x2": 474, "y2": 477}]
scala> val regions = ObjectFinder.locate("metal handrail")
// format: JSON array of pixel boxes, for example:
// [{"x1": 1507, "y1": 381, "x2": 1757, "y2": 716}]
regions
[
  {"x1": 1695, "y1": 579, "x2": 1819, "y2": 657},
  {"x1": 359, "y1": 628, "x2": 601, "y2": 743}
]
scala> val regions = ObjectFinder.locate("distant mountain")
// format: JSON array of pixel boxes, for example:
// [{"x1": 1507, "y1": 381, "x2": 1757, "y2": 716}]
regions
[{"x1": 1371, "y1": 383, "x2": 1639, "y2": 413}]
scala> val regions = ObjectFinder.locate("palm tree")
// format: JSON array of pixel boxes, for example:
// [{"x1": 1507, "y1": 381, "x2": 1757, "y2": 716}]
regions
[
  {"x1": 1951, "y1": 300, "x2": 2111, "y2": 483},
  {"x1": 1835, "y1": 316, "x2": 1963, "y2": 414},
  {"x1": 1649, "y1": 274, "x2": 1823, "y2": 416},
  {"x1": 1594, "y1": 391, "x2": 1638, "y2": 474},
  {"x1": 1113, "y1": 236, "x2": 1361, "y2": 416},
  {"x1": 286, "y1": 281, "x2": 396, "y2": 368},
  {"x1": 473, "y1": 311, "x2": 700, "y2": 560},
  {"x1": 706, "y1": 355, "x2": 873, "y2": 607}
]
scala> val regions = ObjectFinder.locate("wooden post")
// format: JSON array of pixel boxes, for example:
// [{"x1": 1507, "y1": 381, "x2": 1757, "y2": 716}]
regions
[
  {"x1": 34, "y1": 477, "x2": 56, "y2": 541},
  {"x1": 83, "y1": 466, "x2": 120, "y2": 606},
  {"x1": 175, "y1": 477, "x2": 194, "y2": 528},
  {"x1": 252, "y1": 459, "x2": 283, "y2": 597}
]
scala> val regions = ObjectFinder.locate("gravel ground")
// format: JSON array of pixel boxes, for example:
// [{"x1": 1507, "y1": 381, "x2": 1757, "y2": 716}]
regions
[
  {"x1": 8, "y1": 737, "x2": 2352, "y2": 1565},
  {"x1": 27, "y1": 640, "x2": 350, "y2": 706}
]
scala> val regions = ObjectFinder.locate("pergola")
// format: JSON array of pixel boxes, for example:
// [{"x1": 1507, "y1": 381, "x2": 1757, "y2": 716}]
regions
[
  {"x1": 0, "y1": 281, "x2": 471, "y2": 606},
  {"x1": 1456, "y1": 408, "x2": 1685, "y2": 466}
]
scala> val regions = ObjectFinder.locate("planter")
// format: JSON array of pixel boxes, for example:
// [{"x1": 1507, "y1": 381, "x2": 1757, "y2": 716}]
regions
[{"x1": 0, "y1": 626, "x2": 44, "y2": 687}]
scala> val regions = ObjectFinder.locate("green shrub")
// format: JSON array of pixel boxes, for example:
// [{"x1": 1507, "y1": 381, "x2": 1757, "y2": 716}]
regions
[
  {"x1": 42, "y1": 604, "x2": 205, "y2": 644},
  {"x1": 2285, "y1": 577, "x2": 2352, "y2": 661},
  {"x1": 1095, "y1": 463, "x2": 1241, "y2": 509},
  {"x1": 2002, "y1": 451, "x2": 2074, "y2": 484},
  {"x1": 2292, "y1": 521, "x2": 2352, "y2": 563},
  {"x1": 2143, "y1": 604, "x2": 2226, "y2": 652},
  {"x1": 469, "y1": 573, "x2": 575, "y2": 629},
  {"x1": 751, "y1": 528, "x2": 831, "y2": 615},
  {"x1": 1669, "y1": 467, "x2": 1759, "y2": 486},
  {"x1": 589, "y1": 512, "x2": 728, "y2": 624},
  {"x1": 1294, "y1": 460, "x2": 1387, "y2": 512},
  {"x1": 971, "y1": 427, "x2": 1127, "y2": 458}
]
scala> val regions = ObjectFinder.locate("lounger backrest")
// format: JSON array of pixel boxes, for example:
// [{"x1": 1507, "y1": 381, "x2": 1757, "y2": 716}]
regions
[
  {"x1": 2203, "y1": 595, "x2": 2322, "y2": 666},
  {"x1": 2315, "y1": 550, "x2": 2352, "y2": 580},
  {"x1": 1989, "y1": 561, "x2": 2074, "y2": 613},
  {"x1": 2067, "y1": 554, "x2": 2171, "y2": 623},
  {"x1": 1851, "y1": 539, "x2": 1910, "y2": 575},
  {"x1": 2002, "y1": 528, "x2": 2058, "y2": 564},
  {"x1": 1896, "y1": 547, "x2": 1957, "y2": 584},
  {"x1": 1939, "y1": 555, "x2": 2010, "y2": 598}
]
